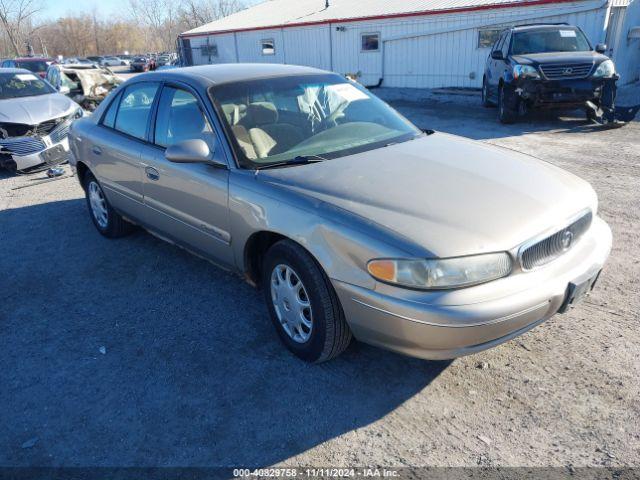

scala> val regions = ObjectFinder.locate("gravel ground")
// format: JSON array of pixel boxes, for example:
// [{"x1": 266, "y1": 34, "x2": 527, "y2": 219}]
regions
[{"x1": 1, "y1": 84, "x2": 638, "y2": 469}]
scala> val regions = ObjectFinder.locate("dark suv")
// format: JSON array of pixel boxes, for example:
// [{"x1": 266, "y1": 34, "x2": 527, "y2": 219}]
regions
[{"x1": 482, "y1": 24, "x2": 616, "y2": 123}]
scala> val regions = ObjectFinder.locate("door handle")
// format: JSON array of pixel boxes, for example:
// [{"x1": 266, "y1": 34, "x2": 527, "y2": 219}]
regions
[
  {"x1": 145, "y1": 166, "x2": 160, "y2": 181},
  {"x1": 92, "y1": 145, "x2": 102, "y2": 155}
]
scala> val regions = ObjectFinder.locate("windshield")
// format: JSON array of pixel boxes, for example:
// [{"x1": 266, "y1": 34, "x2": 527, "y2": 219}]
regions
[
  {"x1": 15, "y1": 60, "x2": 50, "y2": 73},
  {"x1": 0, "y1": 72, "x2": 55, "y2": 99},
  {"x1": 511, "y1": 28, "x2": 592, "y2": 55},
  {"x1": 211, "y1": 74, "x2": 420, "y2": 168}
]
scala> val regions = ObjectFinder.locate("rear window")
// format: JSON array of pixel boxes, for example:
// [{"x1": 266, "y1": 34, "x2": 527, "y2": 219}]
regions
[{"x1": 511, "y1": 29, "x2": 591, "y2": 55}]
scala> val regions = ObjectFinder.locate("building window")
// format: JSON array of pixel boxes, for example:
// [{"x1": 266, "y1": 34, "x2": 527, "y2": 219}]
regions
[
  {"x1": 201, "y1": 44, "x2": 218, "y2": 57},
  {"x1": 478, "y1": 28, "x2": 503, "y2": 48},
  {"x1": 361, "y1": 33, "x2": 380, "y2": 52},
  {"x1": 262, "y1": 39, "x2": 275, "y2": 55}
]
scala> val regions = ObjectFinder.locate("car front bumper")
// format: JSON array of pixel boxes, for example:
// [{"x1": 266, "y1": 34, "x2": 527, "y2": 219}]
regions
[
  {"x1": 0, "y1": 137, "x2": 70, "y2": 173},
  {"x1": 515, "y1": 77, "x2": 609, "y2": 107},
  {"x1": 333, "y1": 216, "x2": 612, "y2": 360}
]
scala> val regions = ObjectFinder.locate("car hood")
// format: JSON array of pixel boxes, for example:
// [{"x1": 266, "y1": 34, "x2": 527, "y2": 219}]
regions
[
  {"x1": 259, "y1": 133, "x2": 597, "y2": 257},
  {"x1": 0, "y1": 93, "x2": 77, "y2": 125},
  {"x1": 511, "y1": 51, "x2": 609, "y2": 66}
]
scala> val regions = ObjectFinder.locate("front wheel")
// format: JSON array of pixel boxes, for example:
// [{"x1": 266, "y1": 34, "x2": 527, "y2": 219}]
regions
[
  {"x1": 262, "y1": 240, "x2": 352, "y2": 363},
  {"x1": 84, "y1": 171, "x2": 134, "y2": 238},
  {"x1": 498, "y1": 85, "x2": 518, "y2": 124}
]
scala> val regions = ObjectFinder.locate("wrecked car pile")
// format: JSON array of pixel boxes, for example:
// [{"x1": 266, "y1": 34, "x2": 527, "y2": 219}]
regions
[{"x1": 45, "y1": 64, "x2": 122, "y2": 111}]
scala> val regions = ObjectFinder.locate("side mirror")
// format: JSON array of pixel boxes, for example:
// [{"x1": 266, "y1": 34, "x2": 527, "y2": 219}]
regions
[
  {"x1": 59, "y1": 85, "x2": 70, "y2": 95},
  {"x1": 491, "y1": 50, "x2": 504, "y2": 60},
  {"x1": 595, "y1": 43, "x2": 607, "y2": 54},
  {"x1": 164, "y1": 139, "x2": 225, "y2": 167}
]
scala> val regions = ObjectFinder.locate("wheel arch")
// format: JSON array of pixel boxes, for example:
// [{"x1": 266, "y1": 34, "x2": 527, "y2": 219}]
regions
[
  {"x1": 75, "y1": 160, "x2": 90, "y2": 190},
  {"x1": 243, "y1": 230, "x2": 290, "y2": 287}
]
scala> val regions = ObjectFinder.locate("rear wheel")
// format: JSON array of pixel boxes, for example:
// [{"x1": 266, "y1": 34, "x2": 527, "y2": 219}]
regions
[
  {"x1": 498, "y1": 84, "x2": 518, "y2": 124},
  {"x1": 84, "y1": 171, "x2": 134, "y2": 238},
  {"x1": 262, "y1": 240, "x2": 352, "y2": 363},
  {"x1": 481, "y1": 77, "x2": 494, "y2": 107}
]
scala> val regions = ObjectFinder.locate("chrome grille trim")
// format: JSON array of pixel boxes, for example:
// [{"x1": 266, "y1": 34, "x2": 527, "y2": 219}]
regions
[
  {"x1": 49, "y1": 121, "x2": 71, "y2": 144},
  {"x1": 0, "y1": 137, "x2": 47, "y2": 156},
  {"x1": 519, "y1": 210, "x2": 593, "y2": 271},
  {"x1": 540, "y1": 63, "x2": 594, "y2": 80}
]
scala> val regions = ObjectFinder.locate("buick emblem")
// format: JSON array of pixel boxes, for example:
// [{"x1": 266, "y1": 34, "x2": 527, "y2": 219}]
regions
[
  {"x1": 561, "y1": 230, "x2": 574, "y2": 250},
  {"x1": 563, "y1": 67, "x2": 574, "y2": 75}
]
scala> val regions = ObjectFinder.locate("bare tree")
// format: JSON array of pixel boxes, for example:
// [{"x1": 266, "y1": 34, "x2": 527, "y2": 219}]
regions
[
  {"x1": 0, "y1": 0, "x2": 42, "y2": 55},
  {"x1": 0, "y1": 0, "x2": 246, "y2": 58},
  {"x1": 129, "y1": 0, "x2": 181, "y2": 52},
  {"x1": 179, "y1": 0, "x2": 244, "y2": 30}
]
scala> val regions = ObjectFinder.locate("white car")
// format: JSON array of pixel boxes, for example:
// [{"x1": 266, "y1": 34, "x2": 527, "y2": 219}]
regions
[
  {"x1": 0, "y1": 68, "x2": 82, "y2": 173},
  {"x1": 101, "y1": 57, "x2": 127, "y2": 67}
]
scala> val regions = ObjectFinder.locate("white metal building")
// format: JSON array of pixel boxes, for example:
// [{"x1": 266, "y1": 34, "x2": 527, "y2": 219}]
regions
[{"x1": 179, "y1": 0, "x2": 640, "y2": 87}]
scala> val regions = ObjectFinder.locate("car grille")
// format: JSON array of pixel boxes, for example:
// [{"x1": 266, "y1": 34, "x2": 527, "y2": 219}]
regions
[
  {"x1": 539, "y1": 63, "x2": 594, "y2": 80},
  {"x1": 0, "y1": 117, "x2": 71, "y2": 156},
  {"x1": 520, "y1": 210, "x2": 593, "y2": 271},
  {"x1": 49, "y1": 121, "x2": 71, "y2": 144},
  {"x1": 0, "y1": 137, "x2": 47, "y2": 156}
]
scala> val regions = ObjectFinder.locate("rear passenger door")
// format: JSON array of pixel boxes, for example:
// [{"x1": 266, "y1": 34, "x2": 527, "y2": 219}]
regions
[
  {"x1": 139, "y1": 83, "x2": 234, "y2": 266},
  {"x1": 90, "y1": 81, "x2": 160, "y2": 223}
]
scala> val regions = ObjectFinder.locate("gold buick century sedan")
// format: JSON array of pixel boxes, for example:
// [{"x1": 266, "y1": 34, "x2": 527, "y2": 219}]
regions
[{"x1": 69, "y1": 64, "x2": 612, "y2": 363}]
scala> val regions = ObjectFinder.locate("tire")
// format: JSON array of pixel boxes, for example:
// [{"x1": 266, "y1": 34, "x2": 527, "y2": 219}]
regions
[
  {"x1": 84, "y1": 171, "x2": 134, "y2": 238},
  {"x1": 262, "y1": 240, "x2": 352, "y2": 363},
  {"x1": 481, "y1": 77, "x2": 494, "y2": 107},
  {"x1": 498, "y1": 84, "x2": 518, "y2": 124}
]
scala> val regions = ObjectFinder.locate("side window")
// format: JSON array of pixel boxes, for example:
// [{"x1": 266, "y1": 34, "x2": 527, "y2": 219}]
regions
[
  {"x1": 114, "y1": 83, "x2": 159, "y2": 140},
  {"x1": 502, "y1": 32, "x2": 512, "y2": 56},
  {"x1": 261, "y1": 39, "x2": 275, "y2": 55},
  {"x1": 493, "y1": 32, "x2": 506, "y2": 53},
  {"x1": 101, "y1": 91, "x2": 122, "y2": 129},
  {"x1": 154, "y1": 87, "x2": 213, "y2": 148},
  {"x1": 361, "y1": 33, "x2": 380, "y2": 52}
]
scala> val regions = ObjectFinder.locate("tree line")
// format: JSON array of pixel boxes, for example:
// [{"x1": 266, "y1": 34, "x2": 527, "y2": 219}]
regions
[{"x1": 0, "y1": 0, "x2": 245, "y2": 58}]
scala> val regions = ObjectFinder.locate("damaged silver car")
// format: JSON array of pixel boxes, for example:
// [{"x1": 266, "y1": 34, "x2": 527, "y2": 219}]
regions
[
  {"x1": 0, "y1": 68, "x2": 82, "y2": 173},
  {"x1": 45, "y1": 63, "x2": 122, "y2": 111}
]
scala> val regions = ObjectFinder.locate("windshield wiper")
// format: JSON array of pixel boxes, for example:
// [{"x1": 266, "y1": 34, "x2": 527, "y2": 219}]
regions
[{"x1": 255, "y1": 154, "x2": 327, "y2": 171}]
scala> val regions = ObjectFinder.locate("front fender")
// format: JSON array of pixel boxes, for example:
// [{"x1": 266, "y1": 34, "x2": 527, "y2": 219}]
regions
[{"x1": 228, "y1": 172, "x2": 417, "y2": 289}]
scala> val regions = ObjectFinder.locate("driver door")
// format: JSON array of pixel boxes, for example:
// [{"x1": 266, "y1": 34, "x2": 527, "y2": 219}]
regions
[
  {"x1": 140, "y1": 83, "x2": 234, "y2": 267},
  {"x1": 487, "y1": 31, "x2": 508, "y2": 98}
]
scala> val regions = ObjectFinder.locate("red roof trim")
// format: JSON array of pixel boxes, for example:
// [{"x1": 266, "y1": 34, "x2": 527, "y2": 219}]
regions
[{"x1": 180, "y1": 0, "x2": 583, "y2": 38}]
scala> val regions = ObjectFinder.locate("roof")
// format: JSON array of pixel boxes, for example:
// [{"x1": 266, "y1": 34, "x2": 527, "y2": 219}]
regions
[
  {"x1": 13, "y1": 57, "x2": 53, "y2": 61},
  {"x1": 510, "y1": 22, "x2": 573, "y2": 30},
  {"x1": 0, "y1": 68, "x2": 33, "y2": 74},
  {"x1": 182, "y1": 0, "x2": 585, "y2": 36},
  {"x1": 133, "y1": 63, "x2": 329, "y2": 86}
]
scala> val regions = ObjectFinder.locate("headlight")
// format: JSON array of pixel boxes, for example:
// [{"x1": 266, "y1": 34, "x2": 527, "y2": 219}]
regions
[
  {"x1": 593, "y1": 60, "x2": 615, "y2": 78},
  {"x1": 513, "y1": 64, "x2": 540, "y2": 80},
  {"x1": 367, "y1": 253, "x2": 512, "y2": 290}
]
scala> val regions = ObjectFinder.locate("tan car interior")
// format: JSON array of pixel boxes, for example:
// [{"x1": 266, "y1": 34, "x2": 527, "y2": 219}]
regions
[{"x1": 220, "y1": 101, "x2": 305, "y2": 160}]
